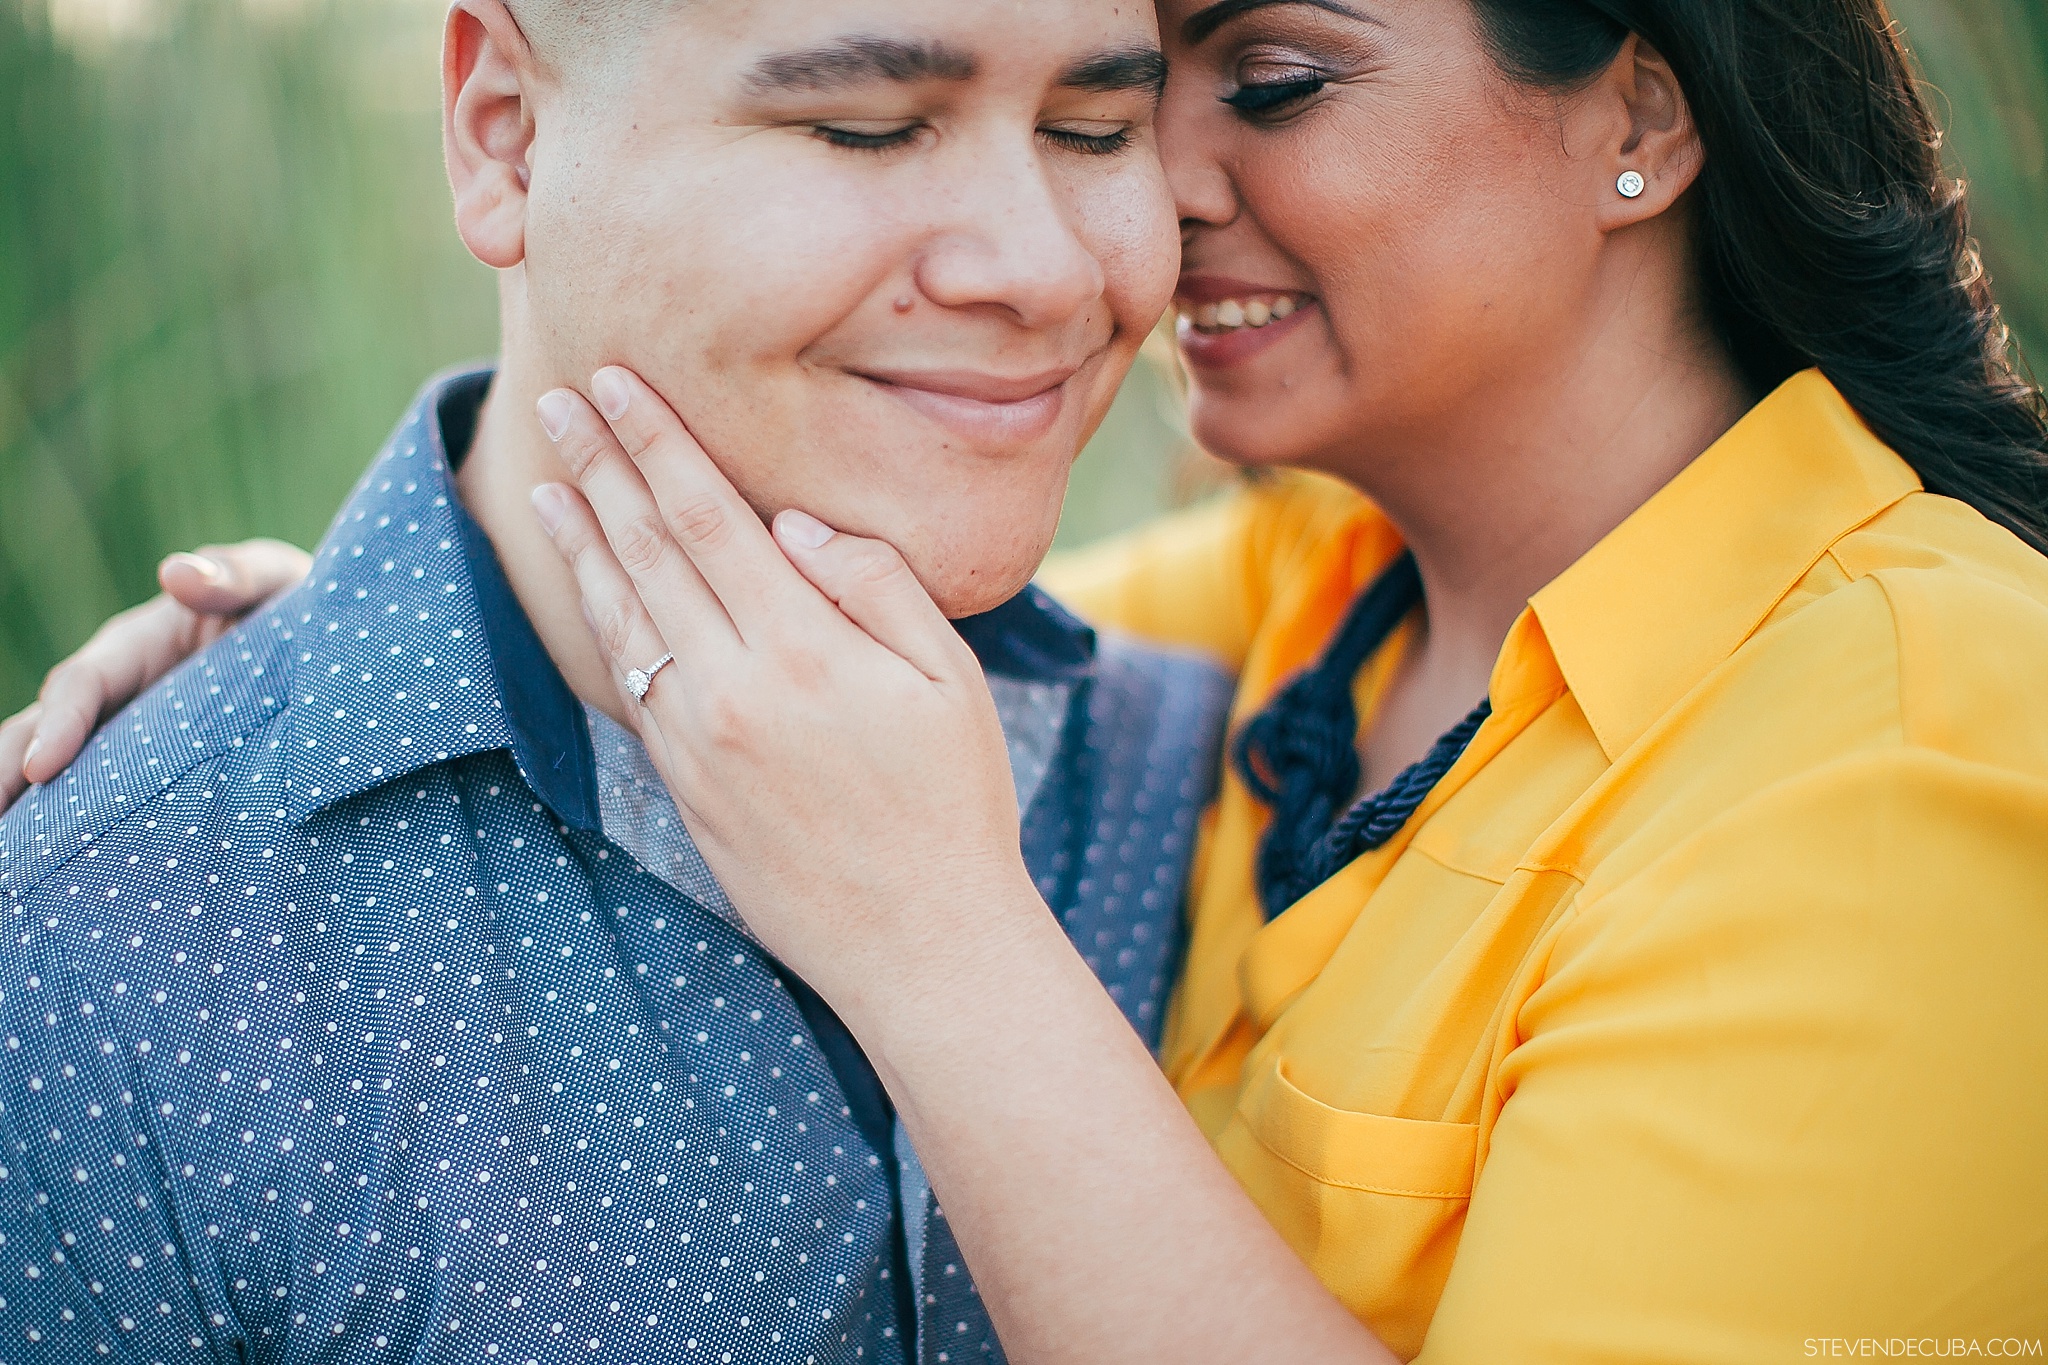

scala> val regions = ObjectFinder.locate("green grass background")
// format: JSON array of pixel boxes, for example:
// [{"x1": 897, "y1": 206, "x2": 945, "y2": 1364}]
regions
[{"x1": 1, "y1": 0, "x2": 2042, "y2": 712}]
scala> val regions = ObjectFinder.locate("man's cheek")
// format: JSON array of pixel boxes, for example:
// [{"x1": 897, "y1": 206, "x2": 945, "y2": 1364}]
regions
[
  {"x1": 662, "y1": 368, "x2": 827, "y2": 521},
  {"x1": 1074, "y1": 172, "x2": 1178, "y2": 316}
]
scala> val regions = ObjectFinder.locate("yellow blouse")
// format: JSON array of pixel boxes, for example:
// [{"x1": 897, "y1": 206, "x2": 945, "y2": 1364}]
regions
[{"x1": 1041, "y1": 371, "x2": 2048, "y2": 1360}]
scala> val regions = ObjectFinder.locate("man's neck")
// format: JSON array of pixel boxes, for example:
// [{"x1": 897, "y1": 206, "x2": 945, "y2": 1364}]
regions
[{"x1": 456, "y1": 365, "x2": 637, "y2": 730}]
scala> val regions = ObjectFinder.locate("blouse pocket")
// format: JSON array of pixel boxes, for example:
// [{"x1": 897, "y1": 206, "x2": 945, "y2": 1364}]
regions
[{"x1": 1239, "y1": 1059, "x2": 1477, "y2": 1200}]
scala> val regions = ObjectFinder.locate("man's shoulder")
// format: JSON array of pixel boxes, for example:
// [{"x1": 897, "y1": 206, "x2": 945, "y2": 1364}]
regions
[
  {"x1": 1088, "y1": 630, "x2": 1234, "y2": 734},
  {"x1": 1079, "y1": 630, "x2": 1234, "y2": 804},
  {"x1": 3, "y1": 366, "x2": 521, "y2": 898},
  {"x1": 0, "y1": 594, "x2": 305, "y2": 898}
]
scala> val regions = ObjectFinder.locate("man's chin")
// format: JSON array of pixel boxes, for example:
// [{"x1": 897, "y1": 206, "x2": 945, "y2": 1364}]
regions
[
  {"x1": 931, "y1": 566, "x2": 1041, "y2": 621},
  {"x1": 909, "y1": 545, "x2": 1050, "y2": 622}
]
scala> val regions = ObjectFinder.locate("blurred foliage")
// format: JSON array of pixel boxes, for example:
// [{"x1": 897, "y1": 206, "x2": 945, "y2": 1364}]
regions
[
  {"x1": 0, "y1": 0, "x2": 495, "y2": 711},
  {"x1": 0, "y1": 0, "x2": 2043, "y2": 712},
  {"x1": 1890, "y1": 0, "x2": 2048, "y2": 361}
]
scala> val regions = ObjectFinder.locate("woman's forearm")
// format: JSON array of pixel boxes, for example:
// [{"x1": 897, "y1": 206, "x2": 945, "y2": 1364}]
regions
[{"x1": 852, "y1": 881, "x2": 1397, "y2": 1365}]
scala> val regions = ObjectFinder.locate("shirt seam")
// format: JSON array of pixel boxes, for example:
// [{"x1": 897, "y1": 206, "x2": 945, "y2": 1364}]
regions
[
  {"x1": 1, "y1": 701, "x2": 284, "y2": 897},
  {"x1": 1484, "y1": 864, "x2": 1586, "y2": 1114},
  {"x1": 1239, "y1": 1116, "x2": 1478, "y2": 1200},
  {"x1": 1401, "y1": 840, "x2": 1511, "y2": 888},
  {"x1": 1495, "y1": 734, "x2": 2021, "y2": 1116},
  {"x1": 1860, "y1": 562, "x2": 1918, "y2": 753}
]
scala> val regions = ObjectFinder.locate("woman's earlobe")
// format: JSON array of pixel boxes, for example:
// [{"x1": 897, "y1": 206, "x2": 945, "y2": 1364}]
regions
[{"x1": 1591, "y1": 34, "x2": 1705, "y2": 229}]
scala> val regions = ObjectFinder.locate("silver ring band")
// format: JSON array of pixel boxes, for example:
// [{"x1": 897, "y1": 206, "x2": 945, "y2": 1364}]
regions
[{"x1": 625, "y1": 652, "x2": 675, "y2": 703}]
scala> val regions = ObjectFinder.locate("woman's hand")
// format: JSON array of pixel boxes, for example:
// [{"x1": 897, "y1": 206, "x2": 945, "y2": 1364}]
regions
[
  {"x1": 530, "y1": 366, "x2": 1042, "y2": 1012},
  {"x1": 529, "y1": 367, "x2": 1392, "y2": 1365},
  {"x1": 1, "y1": 540, "x2": 311, "y2": 812}
]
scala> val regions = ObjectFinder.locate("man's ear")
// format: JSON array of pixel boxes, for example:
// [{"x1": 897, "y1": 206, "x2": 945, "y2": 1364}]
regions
[
  {"x1": 444, "y1": 0, "x2": 539, "y2": 270},
  {"x1": 1589, "y1": 34, "x2": 1705, "y2": 232}
]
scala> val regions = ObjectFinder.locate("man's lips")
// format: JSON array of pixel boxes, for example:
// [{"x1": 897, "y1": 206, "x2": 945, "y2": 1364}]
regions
[
  {"x1": 852, "y1": 365, "x2": 1082, "y2": 447},
  {"x1": 854, "y1": 366, "x2": 1079, "y2": 404}
]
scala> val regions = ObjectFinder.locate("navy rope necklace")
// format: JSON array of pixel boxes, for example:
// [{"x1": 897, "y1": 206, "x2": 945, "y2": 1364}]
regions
[{"x1": 1232, "y1": 551, "x2": 1492, "y2": 920}]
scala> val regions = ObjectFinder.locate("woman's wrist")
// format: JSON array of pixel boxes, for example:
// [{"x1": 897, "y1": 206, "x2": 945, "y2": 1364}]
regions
[
  {"x1": 828, "y1": 876, "x2": 1402, "y2": 1365},
  {"x1": 826, "y1": 867, "x2": 1073, "y2": 1074}
]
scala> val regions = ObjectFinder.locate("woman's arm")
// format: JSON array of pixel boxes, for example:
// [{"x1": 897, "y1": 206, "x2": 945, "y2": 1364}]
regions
[
  {"x1": 852, "y1": 879, "x2": 1392, "y2": 1363},
  {"x1": 0, "y1": 541, "x2": 310, "y2": 810},
  {"x1": 1038, "y1": 470, "x2": 1372, "y2": 675},
  {"x1": 528, "y1": 367, "x2": 1398, "y2": 1364},
  {"x1": 849, "y1": 888, "x2": 1393, "y2": 1365},
  {"x1": 1035, "y1": 493, "x2": 1266, "y2": 669}
]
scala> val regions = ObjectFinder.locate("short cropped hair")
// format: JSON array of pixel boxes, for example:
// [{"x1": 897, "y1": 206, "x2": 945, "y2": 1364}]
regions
[{"x1": 506, "y1": 0, "x2": 675, "y2": 69}]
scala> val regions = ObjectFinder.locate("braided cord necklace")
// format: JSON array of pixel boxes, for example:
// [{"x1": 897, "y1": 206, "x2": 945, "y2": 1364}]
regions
[{"x1": 1232, "y1": 550, "x2": 1492, "y2": 920}]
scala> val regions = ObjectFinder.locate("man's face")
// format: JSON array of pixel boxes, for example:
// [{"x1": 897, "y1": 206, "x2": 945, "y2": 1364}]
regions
[{"x1": 516, "y1": 0, "x2": 1179, "y2": 617}]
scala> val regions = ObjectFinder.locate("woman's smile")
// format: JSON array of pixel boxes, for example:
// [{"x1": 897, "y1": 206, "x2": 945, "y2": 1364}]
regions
[{"x1": 1174, "y1": 275, "x2": 1319, "y2": 369}]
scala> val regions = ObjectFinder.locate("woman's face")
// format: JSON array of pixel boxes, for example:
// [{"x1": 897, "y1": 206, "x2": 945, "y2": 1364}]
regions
[{"x1": 1154, "y1": 0, "x2": 1624, "y2": 481}]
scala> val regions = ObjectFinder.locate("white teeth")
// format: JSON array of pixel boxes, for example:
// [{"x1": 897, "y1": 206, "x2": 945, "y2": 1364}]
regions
[{"x1": 1181, "y1": 293, "x2": 1308, "y2": 335}]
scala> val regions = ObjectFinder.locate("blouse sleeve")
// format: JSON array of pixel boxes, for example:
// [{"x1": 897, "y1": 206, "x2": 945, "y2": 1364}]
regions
[{"x1": 1036, "y1": 473, "x2": 1369, "y2": 675}]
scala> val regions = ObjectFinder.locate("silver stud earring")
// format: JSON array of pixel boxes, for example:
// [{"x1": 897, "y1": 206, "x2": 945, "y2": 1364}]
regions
[{"x1": 1617, "y1": 170, "x2": 1646, "y2": 199}]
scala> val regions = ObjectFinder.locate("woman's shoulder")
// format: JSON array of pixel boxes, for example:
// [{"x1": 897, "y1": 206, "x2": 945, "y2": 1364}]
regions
[
  {"x1": 1556, "y1": 484, "x2": 2048, "y2": 909},
  {"x1": 1787, "y1": 488, "x2": 2048, "y2": 776},
  {"x1": 1043, "y1": 469, "x2": 1379, "y2": 592},
  {"x1": 1038, "y1": 471, "x2": 1385, "y2": 672}
]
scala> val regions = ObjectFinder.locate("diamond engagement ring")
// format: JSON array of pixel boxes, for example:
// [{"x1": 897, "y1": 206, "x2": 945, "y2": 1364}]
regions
[{"x1": 625, "y1": 653, "x2": 675, "y2": 703}]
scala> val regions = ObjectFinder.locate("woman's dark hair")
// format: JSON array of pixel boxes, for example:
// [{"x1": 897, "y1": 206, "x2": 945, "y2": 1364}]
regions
[{"x1": 1470, "y1": 0, "x2": 2048, "y2": 552}]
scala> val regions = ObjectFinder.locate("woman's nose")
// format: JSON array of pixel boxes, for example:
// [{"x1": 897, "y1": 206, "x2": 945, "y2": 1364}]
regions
[{"x1": 1157, "y1": 78, "x2": 1238, "y2": 233}]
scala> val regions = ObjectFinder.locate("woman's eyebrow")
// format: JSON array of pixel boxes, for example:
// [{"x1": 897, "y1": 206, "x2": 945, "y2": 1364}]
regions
[
  {"x1": 1060, "y1": 47, "x2": 1170, "y2": 97},
  {"x1": 1181, "y1": 0, "x2": 1384, "y2": 46},
  {"x1": 743, "y1": 35, "x2": 979, "y2": 93}
]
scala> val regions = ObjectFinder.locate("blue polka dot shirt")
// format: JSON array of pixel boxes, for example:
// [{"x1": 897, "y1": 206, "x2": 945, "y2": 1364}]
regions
[{"x1": 0, "y1": 369, "x2": 1232, "y2": 1365}]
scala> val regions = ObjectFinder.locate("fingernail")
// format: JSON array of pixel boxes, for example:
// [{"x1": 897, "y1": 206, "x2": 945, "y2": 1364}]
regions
[
  {"x1": 537, "y1": 390, "x2": 577, "y2": 442},
  {"x1": 591, "y1": 368, "x2": 631, "y2": 422},
  {"x1": 531, "y1": 483, "x2": 572, "y2": 537},
  {"x1": 22, "y1": 738, "x2": 39, "y2": 768},
  {"x1": 775, "y1": 509, "x2": 836, "y2": 550},
  {"x1": 165, "y1": 552, "x2": 225, "y2": 584}
]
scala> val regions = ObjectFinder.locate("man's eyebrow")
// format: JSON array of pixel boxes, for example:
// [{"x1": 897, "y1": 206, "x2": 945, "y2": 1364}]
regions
[
  {"x1": 743, "y1": 35, "x2": 979, "y2": 94},
  {"x1": 1059, "y1": 46, "x2": 1170, "y2": 97},
  {"x1": 1182, "y1": 0, "x2": 1384, "y2": 46}
]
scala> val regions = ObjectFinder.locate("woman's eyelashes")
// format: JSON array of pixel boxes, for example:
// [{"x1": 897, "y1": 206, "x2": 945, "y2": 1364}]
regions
[
  {"x1": 811, "y1": 122, "x2": 1136, "y2": 156},
  {"x1": 1222, "y1": 76, "x2": 1328, "y2": 120}
]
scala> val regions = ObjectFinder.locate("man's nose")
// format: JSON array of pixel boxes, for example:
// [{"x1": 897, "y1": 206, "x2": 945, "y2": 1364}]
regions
[{"x1": 913, "y1": 149, "x2": 1109, "y2": 330}]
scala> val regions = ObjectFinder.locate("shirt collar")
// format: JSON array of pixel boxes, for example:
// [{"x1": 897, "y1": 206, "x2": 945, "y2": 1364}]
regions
[
  {"x1": 956, "y1": 583, "x2": 1096, "y2": 682},
  {"x1": 285, "y1": 365, "x2": 600, "y2": 829},
  {"x1": 1526, "y1": 368, "x2": 1922, "y2": 760},
  {"x1": 286, "y1": 366, "x2": 1096, "y2": 826}
]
